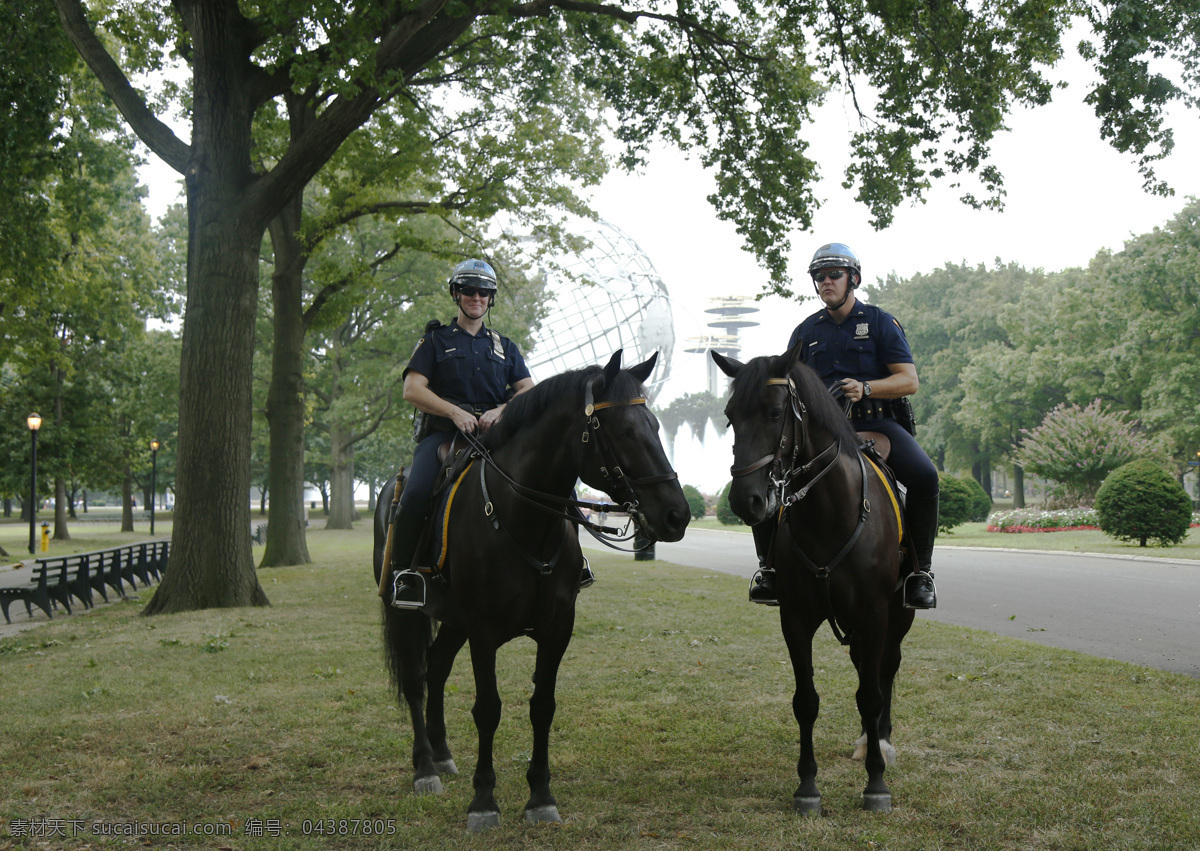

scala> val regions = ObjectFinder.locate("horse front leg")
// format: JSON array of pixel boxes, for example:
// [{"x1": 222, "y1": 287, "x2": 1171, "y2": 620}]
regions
[
  {"x1": 523, "y1": 610, "x2": 575, "y2": 825},
  {"x1": 466, "y1": 638, "x2": 503, "y2": 832},
  {"x1": 426, "y1": 624, "x2": 468, "y2": 777},
  {"x1": 851, "y1": 629, "x2": 892, "y2": 812},
  {"x1": 779, "y1": 606, "x2": 821, "y2": 815}
]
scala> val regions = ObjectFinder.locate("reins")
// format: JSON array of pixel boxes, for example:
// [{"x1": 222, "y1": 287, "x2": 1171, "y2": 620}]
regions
[
  {"x1": 737, "y1": 372, "x2": 874, "y2": 645},
  {"x1": 453, "y1": 377, "x2": 678, "y2": 571}
]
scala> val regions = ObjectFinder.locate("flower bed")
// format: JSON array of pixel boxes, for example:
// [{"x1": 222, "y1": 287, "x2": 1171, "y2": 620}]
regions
[{"x1": 988, "y1": 507, "x2": 1200, "y2": 533}]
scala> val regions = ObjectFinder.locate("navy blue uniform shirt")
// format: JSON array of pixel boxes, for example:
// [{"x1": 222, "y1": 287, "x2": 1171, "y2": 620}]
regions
[
  {"x1": 403, "y1": 319, "x2": 530, "y2": 407},
  {"x1": 787, "y1": 300, "x2": 913, "y2": 385}
]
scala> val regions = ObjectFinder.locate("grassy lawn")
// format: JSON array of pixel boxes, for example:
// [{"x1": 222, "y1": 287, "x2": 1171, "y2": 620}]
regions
[{"x1": 2, "y1": 523, "x2": 1199, "y2": 848}]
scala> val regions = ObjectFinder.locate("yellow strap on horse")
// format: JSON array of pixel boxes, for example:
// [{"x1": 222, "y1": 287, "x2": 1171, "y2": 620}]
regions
[
  {"x1": 865, "y1": 456, "x2": 903, "y2": 543},
  {"x1": 436, "y1": 459, "x2": 476, "y2": 571},
  {"x1": 585, "y1": 396, "x2": 646, "y2": 415}
]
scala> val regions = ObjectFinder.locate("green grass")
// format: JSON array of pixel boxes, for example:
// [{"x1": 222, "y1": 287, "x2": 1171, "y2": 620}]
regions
[{"x1": 2, "y1": 524, "x2": 1200, "y2": 848}]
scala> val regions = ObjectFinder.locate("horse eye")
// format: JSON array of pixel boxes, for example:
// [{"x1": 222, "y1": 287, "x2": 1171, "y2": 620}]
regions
[{"x1": 768, "y1": 407, "x2": 783, "y2": 420}]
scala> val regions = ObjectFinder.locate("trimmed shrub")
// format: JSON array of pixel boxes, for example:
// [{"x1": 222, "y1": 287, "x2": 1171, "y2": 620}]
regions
[
  {"x1": 965, "y1": 476, "x2": 993, "y2": 522},
  {"x1": 937, "y1": 474, "x2": 975, "y2": 534},
  {"x1": 1094, "y1": 459, "x2": 1192, "y2": 547},
  {"x1": 716, "y1": 482, "x2": 744, "y2": 526},
  {"x1": 682, "y1": 484, "x2": 707, "y2": 521}
]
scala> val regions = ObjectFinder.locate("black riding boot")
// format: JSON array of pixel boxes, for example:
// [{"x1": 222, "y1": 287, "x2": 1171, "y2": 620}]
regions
[
  {"x1": 903, "y1": 494, "x2": 939, "y2": 609},
  {"x1": 748, "y1": 520, "x2": 779, "y2": 606},
  {"x1": 388, "y1": 509, "x2": 427, "y2": 609}
]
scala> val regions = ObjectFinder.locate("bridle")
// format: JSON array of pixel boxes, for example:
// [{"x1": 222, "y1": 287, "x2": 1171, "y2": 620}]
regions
[
  {"x1": 729, "y1": 376, "x2": 842, "y2": 507},
  {"x1": 459, "y1": 375, "x2": 679, "y2": 571},
  {"x1": 729, "y1": 372, "x2": 875, "y2": 646}
]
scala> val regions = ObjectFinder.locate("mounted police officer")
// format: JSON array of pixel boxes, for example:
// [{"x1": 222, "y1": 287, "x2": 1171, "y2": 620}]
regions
[
  {"x1": 749, "y1": 242, "x2": 938, "y2": 609},
  {"x1": 389, "y1": 258, "x2": 535, "y2": 607}
]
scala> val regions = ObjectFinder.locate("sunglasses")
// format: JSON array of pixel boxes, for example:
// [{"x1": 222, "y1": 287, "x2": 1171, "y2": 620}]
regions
[
  {"x1": 812, "y1": 270, "x2": 846, "y2": 284},
  {"x1": 455, "y1": 286, "x2": 490, "y2": 298}
]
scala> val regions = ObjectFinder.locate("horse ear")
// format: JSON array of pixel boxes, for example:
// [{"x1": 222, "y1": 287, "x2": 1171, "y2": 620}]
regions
[
  {"x1": 780, "y1": 338, "x2": 805, "y2": 372},
  {"x1": 627, "y1": 351, "x2": 658, "y2": 385},
  {"x1": 598, "y1": 349, "x2": 623, "y2": 391},
  {"x1": 711, "y1": 349, "x2": 743, "y2": 378}
]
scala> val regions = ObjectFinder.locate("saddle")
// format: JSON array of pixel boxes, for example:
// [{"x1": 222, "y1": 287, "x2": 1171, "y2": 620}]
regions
[{"x1": 858, "y1": 430, "x2": 890, "y2": 462}]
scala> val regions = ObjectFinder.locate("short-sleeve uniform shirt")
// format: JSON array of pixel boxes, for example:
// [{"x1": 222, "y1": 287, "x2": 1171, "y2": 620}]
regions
[
  {"x1": 787, "y1": 301, "x2": 913, "y2": 386},
  {"x1": 403, "y1": 319, "x2": 530, "y2": 408}
]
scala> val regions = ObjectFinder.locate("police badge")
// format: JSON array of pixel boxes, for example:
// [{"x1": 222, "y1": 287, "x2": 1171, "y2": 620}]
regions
[{"x1": 854, "y1": 322, "x2": 870, "y2": 339}]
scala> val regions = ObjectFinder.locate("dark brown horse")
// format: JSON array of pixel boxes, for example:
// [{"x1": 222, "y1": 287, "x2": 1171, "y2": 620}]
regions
[
  {"x1": 374, "y1": 351, "x2": 689, "y2": 832},
  {"x1": 713, "y1": 343, "x2": 914, "y2": 814}
]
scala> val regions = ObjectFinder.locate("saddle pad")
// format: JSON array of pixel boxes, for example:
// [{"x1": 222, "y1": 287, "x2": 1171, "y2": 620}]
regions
[
  {"x1": 416, "y1": 459, "x2": 475, "y2": 572},
  {"x1": 865, "y1": 456, "x2": 904, "y2": 543}
]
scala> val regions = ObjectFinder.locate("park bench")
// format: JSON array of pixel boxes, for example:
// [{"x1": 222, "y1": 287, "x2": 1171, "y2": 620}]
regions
[
  {"x1": 0, "y1": 562, "x2": 76, "y2": 624},
  {"x1": 0, "y1": 540, "x2": 170, "y2": 625}
]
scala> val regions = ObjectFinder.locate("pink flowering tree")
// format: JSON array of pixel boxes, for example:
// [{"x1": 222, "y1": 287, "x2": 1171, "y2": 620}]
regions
[{"x1": 1014, "y1": 400, "x2": 1158, "y2": 506}]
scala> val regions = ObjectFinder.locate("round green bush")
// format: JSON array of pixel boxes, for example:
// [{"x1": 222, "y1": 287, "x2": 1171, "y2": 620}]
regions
[
  {"x1": 716, "y1": 482, "x2": 744, "y2": 526},
  {"x1": 965, "y1": 476, "x2": 993, "y2": 522},
  {"x1": 936, "y1": 474, "x2": 975, "y2": 534},
  {"x1": 1094, "y1": 459, "x2": 1192, "y2": 547},
  {"x1": 682, "y1": 484, "x2": 707, "y2": 521}
]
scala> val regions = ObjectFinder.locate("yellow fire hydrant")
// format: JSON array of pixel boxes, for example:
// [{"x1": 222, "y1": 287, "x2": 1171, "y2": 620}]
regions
[{"x1": 40, "y1": 522, "x2": 49, "y2": 552}]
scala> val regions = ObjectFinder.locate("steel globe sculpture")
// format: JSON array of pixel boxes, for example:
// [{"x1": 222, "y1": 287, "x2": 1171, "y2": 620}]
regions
[{"x1": 524, "y1": 220, "x2": 674, "y2": 402}]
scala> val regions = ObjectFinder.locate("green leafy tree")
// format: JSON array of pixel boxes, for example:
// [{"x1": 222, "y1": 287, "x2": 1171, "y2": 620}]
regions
[
  {"x1": 1095, "y1": 459, "x2": 1193, "y2": 547},
  {"x1": 52, "y1": 0, "x2": 1198, "y2": 612},
  {"x1": 1014, "y1": 400, "x2": 1159, "y2": 506},
  {"x1": 682, "y1": 485, "x2": 706, "y2": 521}
]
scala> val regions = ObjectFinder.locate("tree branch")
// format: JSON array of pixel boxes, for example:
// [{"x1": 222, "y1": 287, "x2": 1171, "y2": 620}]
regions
[{"x1": 53, "y1": 0, "x2": 191, "y2": 173}]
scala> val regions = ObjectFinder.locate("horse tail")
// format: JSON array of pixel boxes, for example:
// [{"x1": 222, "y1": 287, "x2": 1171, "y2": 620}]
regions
[{"x1": 382, "y1": 603, "x2": 433, "y2": 692}]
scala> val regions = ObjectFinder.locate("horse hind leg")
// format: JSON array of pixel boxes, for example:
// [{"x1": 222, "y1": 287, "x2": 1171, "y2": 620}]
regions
[
  {"x1": 383, "y1": 606, "x2": 443, "y2": 795},
  {"x1": 425, "y1": 624, "x2": 467, "y2": 777}
]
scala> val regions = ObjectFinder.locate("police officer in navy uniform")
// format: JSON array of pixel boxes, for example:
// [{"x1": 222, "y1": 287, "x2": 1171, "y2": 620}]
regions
[
  {"x1": 390, "y1": 258, "x2": 534, "y2": 607},
  {"x1": 748, "y1": 243, "x2": 938, "y2": 609}
]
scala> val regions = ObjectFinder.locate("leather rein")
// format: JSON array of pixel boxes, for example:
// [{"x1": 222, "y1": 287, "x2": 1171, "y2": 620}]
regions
[
  {"x1": 458, "y1": 376, "x2": 678, "y2": 573},
  {"x1": 731, "y1": 376, "x2": 873, "y2": 645}
]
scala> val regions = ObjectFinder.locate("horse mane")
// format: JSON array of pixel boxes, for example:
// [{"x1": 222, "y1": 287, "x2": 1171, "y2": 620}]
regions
[
  {"x1": 481, "y1": 364, "x2": 647, "y2": 450},
  {"x1": 727, "y1": 354, "x2": 861, "y2": 456}
]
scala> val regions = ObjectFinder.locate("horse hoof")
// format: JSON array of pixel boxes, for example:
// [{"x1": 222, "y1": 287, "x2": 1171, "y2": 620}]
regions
[
  {"x1": 793, "y1": 795, "x2": 822, "y2": 815},
  {"x1": 467, "y1": 811, "x2": 501, "y2": 832},
  {"x1": 434, "y1": 758, "x2": 459, "y2": 775},
  {"x1": 524, "y1": 805, "x2": 562, "y2": 825},
  {"x1": 413, "y1": 775, "x2": 444, "y2": 795},
  {"x1": 862, "y1": 792, "x2": 892, "y2": 813},
  {"x1": 852, "y1": 733, "x2": 867, "y2": 760}
]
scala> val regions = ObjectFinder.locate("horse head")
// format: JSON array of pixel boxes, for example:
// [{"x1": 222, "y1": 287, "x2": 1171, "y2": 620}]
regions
[
  {"x1": 712, "y1": 341, "x2": 807, "y2": 526},
  {"x1": 579, "y1": 350, "x2": 689, "y2": 543}
]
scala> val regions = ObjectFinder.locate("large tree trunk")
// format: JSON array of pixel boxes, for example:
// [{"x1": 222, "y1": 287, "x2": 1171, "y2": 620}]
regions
[
  {"x1": 143, "y1": 30, "x2": 269, "y2": 611},
  {"x1": 260, "y1": 198, "x2": 312, "y2": 566},
  {"x1": 122, "y1": 466, "x2": 135, "y2": 532},
  {"x1": 1012, "y1": 464, "x2": 1026, "y2": 508},
  {"x1": 326, "y1": 422, "x2": 358, "y2": 529}
]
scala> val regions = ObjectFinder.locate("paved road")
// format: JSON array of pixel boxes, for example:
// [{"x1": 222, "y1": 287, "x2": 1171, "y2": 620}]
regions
[{"x1": 583, "y1": 527, "x2": 1200, "y2": 678}]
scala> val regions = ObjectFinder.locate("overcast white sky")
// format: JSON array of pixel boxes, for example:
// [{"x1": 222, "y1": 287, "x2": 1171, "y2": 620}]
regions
[{"x1": 138, "y1": 44, "x2": 1199, "y2": 492}]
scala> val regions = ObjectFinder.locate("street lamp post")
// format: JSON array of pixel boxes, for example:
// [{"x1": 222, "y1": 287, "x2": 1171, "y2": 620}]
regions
[
  {"x1": 27, "y1": 413, "x2": 42, "y2": 555},
  {"x1": 150, "y1": 440, "x2": 159, "y2": 535}
]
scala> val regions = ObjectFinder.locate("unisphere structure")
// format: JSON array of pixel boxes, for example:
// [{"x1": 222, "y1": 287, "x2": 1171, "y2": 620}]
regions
[{"x1": 524, "y1": 220, "x2": 674, "y2": 401}]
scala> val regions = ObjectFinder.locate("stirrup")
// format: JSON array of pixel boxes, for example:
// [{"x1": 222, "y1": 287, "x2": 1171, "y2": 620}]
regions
[
  {"x1": 390, "y1": 569, "x2": 426, "y2": 610},
  {"x1": 748, "y1": 568, "x2": 779, "y2": 607},
  {"x1": 579, "y1": 556, "x2": 596, "y2": 590},
  {"x1": 903, "y1": 571, "x2": 937, "y2": 610}
]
